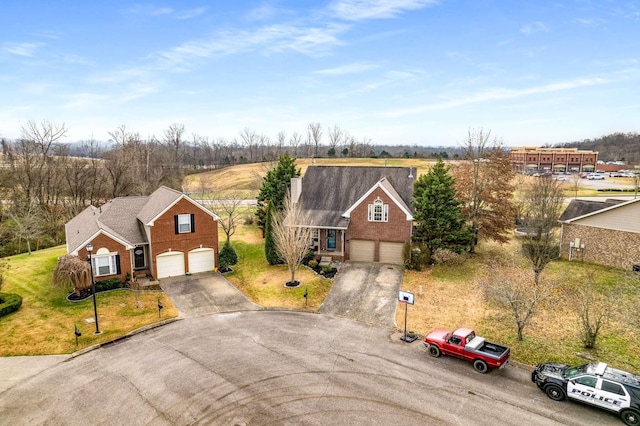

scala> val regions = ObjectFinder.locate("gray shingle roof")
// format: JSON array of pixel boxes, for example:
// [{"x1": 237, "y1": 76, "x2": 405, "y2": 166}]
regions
[
  {"x1": 65, "y1": 186, "x2": 190, "y2": 254},
  {"x1": 559, "y1": 199, "x2": 627, "y2": 222},
  {"x1": 298, "y1": 166, "x2": 415, "y2": 227}
]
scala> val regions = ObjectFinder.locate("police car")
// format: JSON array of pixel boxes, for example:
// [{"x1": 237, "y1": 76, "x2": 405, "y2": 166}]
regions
[{"x1": 532, "y1": 361, "x2": 640, "y2": 425}]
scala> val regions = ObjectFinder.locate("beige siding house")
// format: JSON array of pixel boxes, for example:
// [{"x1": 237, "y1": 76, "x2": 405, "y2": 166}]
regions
[{"x1": 559, "y1": 198, "x2": 640, "y2": 270}]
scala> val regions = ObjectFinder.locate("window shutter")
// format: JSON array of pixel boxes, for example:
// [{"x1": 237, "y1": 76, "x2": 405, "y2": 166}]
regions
[
  {"x1": 115, "y1": 255, "x2": 121, "y2": 275},
  {"x1": 174, "y1": 215, "x2": 179, "y2": 234},
  {"x1": 368, "y1": 204, "x2": 373, "y2": 221},
  {"x1": 190, "y1": 213, "x2": 195, "y2": 233}
]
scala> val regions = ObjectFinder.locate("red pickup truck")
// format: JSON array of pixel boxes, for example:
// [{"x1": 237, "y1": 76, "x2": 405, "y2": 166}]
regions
[{"x1": 424, "y1": 327, "x2": 511, "y2": 373}]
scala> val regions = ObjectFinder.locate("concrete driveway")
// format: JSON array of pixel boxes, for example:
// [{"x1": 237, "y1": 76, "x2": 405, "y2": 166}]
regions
[
  {"x1": 159, "y1": 272, "x2": 261, "y2": 317},
  {"x1": 318, "y1": 262, "x2": 403, "y2": 328}
]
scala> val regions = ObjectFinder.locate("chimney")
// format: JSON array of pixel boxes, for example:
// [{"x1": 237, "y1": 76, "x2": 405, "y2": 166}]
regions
[{"x1": 290, "y1": 177, "x2": 302, "y2": 203}]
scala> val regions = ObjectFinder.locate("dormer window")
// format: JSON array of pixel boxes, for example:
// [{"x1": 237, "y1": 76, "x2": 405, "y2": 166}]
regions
[{"x1": 368, "y1": 197, "x2": 388, "y2": 222}]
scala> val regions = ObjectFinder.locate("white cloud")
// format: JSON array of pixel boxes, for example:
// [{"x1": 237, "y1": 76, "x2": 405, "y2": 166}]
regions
[
  {"x1": 314, "y1": 62, "x2": 379, "y2": 75},
  {"x1": 175, "y1": 7, "x2": 207, "y2": 20},
  {"x1": 151, "y1": 23, "x2": 349, "y2": 70},
  {"x1": 382, "y1": 77, "x2": 608, "y2": 116},
  {"x1": 1, "y1": 42, "x2": 41, "y2": 57},
  {"x1": 328, "y1": 0, "x2": 439, "y2": 21},
  {"x1": 520, "y1": 21, "x2": 550, "y2": 35}
]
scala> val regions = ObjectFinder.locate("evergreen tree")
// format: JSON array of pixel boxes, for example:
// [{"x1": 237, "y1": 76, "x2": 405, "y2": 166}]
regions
[
  {"x1": 255, "y1": 152, "x2": 301, "y2": 234},
  {"x1": 264, "y1": 202, "x2": 280, "y2": 265},
  {"x1": 412, "y1": 158, "x2": 472, "y2": 257},
  {"x1": 218, "y1": 240, "x2": 238, "y2": 270}
]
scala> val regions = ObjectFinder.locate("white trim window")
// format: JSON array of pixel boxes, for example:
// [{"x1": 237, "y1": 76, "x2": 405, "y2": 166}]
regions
[
  {"x1": 92, "y1": 255, "x2": 118, "y2": 277},
  {"x1": 368, "y1": 197, "x2": 389, "y2": 222},
  {"x1": 177, "y1": 214, "x2": 192, "y2": 233}
]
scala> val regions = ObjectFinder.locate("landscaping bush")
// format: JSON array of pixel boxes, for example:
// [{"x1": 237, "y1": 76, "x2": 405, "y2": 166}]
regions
[
  {"x1": 0, "y1": 292, "x2": 23, "y2": 317},
  {"x1": 219, "y1": 241, "x2": 238, "y2": 269},
  {"x1": 431, "y1": 248, "x2": 467, "y2": 266},
  {"x1": 95, "y1": 278, "x2": 122, "y2": 292},
  {"x1": 308, "y1": 259, "x2": 318, "y2": 268}
]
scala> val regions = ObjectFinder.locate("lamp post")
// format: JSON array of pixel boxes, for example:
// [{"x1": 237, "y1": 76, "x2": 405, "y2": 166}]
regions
[{"x1": 86, "y1": 243, "x2": 101, "y2": 334}]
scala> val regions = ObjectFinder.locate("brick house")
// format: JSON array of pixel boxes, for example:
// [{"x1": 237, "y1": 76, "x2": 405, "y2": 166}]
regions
[
  {"x1": 292, "y1": 166, "x2": 415, "y2": 264},
  {"x1": 559, "y1": 198, "x2": 640, "y2": 270},
  {"x1": 65, "y1": 186, "x2": 220, "y2": 281}
]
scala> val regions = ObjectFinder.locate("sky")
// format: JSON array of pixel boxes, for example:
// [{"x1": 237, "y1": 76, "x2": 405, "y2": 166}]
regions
[{"x1": 1, "y1": 1, "x2": 639, "y2": 147}]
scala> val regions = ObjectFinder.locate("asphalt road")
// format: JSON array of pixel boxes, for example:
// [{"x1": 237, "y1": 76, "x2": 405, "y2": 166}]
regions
[{"x1": 0, "y1": 311, "x2": 619, "y2": 426}]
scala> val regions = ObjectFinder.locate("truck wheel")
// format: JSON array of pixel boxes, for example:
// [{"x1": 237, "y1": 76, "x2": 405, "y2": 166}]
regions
[
  {"x1": 544, "y1": 384, "x2": 566, "y2": 401},
  {"x1": 621, "y1": 409, "x2": 640, "y2": 426},
  {"x1": 473, "y1": 359, "x2": 489, "y2": 374},
  {"x1": 428, "y1": 345, "x2": 441, "y2": 357}
]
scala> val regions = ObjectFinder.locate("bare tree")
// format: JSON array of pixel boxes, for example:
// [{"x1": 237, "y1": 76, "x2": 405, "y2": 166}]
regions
[
  {"x1": 271, "y1": 192, "x2": 313, "y2": 286},
  {"x1": 212, "y1": 191, "x2": 244, "y2": 244},
  {"x1": 478, "y1": 259, "x2": 555, "y2": 341},
  {"x1": 240, "y1": 128, "x2": 259, "y2": 162},
  {"x1": 569, "y1": 172, "x2": 582, "y2": 198},
  {"x1": 327, "y1": 125, "x2": 343, "y2": 156},
  {"x1": 519, "y1": 175, "x2": 564, "y2": 286},
  {"x1": 289, "y1": 132, "x2": 302, "y2": 157},
  {"x1": 8, "y1": 206, "x2": 43, "y2": 254},
  {"x1": 308, "y1": 122, "x2": 322, "y2": 157},
  {"x1": 569, "y1": 270, "x2": 620, "y2": 349},
  {"x1": 276, "y1": 131, "x2": 286, "y2": 158}
]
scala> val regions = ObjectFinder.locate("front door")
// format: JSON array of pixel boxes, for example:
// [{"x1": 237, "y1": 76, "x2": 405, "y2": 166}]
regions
[
  {"x1": 327, "y1": 230, "x2": 336, "y2": 250},
  {"x1": 133, "y1": 246, "x2": 146, "y2": 269}
]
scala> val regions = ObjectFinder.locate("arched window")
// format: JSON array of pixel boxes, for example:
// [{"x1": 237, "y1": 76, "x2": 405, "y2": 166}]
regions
[{"x1": 367, "y1": 197, "x2": 388, "y2": 222}]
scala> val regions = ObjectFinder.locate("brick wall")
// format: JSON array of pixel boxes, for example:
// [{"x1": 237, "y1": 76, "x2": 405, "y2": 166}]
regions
[
  {"x1": 561, "y1": 223, "x2": 640, "y2": 270},
  {"x1": 79, "y1": 233, "x2": 130, "y2": 282},
  {"x1": 150, "y1": 198, "x2": 218, "y2": 277},
  {"x1": 347, "y1": 187, "x2": 412, "y2": 261}
]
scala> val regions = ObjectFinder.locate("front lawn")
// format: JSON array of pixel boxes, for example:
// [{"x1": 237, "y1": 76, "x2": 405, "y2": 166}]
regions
[
  {"x1": 223, "y1": 226, "x2": 332, "y2": 309},
  {"x1": 0, "y1": 246, "x2": 178, "y2": 356}
]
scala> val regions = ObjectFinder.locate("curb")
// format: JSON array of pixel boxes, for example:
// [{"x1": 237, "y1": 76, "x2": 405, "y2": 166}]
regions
[{"x1": 67, "y1": 317, "x2": 182, "y2": 360}]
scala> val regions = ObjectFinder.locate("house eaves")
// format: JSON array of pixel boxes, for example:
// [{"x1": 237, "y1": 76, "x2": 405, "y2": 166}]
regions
[
  {"x1": 560, "y1": 197, "x2": 640, "y2": 224},
  {"x1": 139, "y1": 186, "x2": 220, "y2": 226}
]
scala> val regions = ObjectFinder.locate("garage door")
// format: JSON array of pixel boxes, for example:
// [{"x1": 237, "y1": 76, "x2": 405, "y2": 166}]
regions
[
  {"x1": 350, "y1": 240, "x2": 375, "y2": 262},
  {"x1": 188, "y1": 248, "x2": 215, "y2": 274},
  {"x1": 156, "y1": 251, "x2": 185, "y2": 278},
  {"x1": 379, "y1": 242, "x2": 405, "y2": 264}
]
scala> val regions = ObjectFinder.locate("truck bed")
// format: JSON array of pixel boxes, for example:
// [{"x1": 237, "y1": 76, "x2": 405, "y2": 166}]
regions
[{"x1": 465, "y1": 337, "x2": 509, "y2": 359}]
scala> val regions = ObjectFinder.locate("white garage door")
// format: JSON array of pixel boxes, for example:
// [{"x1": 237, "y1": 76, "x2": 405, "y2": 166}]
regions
[
  {"x1": 156, "y1": 251, "x2": 185, "y2": 278},
  {"x1": 379, "y1": 242, "x2": 405, "y2": 264},
  {"x1": 188, "y1": 248, "x2": 215, "y2": 274},
  {"x1": 350, "y1": 240, "x2": 375, "y2": 262}
]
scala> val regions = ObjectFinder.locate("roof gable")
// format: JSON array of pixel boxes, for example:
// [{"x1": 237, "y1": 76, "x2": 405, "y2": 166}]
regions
[{"x1": 343, "y1": 177, "x2": 413, "y2": 220}]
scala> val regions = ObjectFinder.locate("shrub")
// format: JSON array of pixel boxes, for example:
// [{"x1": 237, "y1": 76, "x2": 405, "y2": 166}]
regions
[
  {"x1": 321, "y1": 265, "x2": 333, "y2": 275},
  {"x1": 404, "y1": 242, "x2": 430, "y2": 270},
  {"x1": 308, "y1": 259, "x2": 318, "y2": 268},
  {"x1": 94, "y1": 278, "x2": 122, "y2": 292},
  {"x1": 243, "y1": 215, "x2": 254, "y2": 225},
  {"x1": 0, "y1": 292, "x2": 22, "y2": 317},
  {"x1": 219, "y1": 241, "x2": 238, "y2": 268},
  {"x1": 432, "y1": 248, "x2": 466, "y2": 266}
]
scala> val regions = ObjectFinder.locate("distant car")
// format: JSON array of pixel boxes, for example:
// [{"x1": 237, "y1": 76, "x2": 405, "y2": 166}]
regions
[{"x1": 587, "y1": 174, "x2": 605, "y2": 180}]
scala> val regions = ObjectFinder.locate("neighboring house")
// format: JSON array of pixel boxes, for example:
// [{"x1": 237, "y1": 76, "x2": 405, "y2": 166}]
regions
[
  {"x1": 292, "y1": 166, "x2": 415, "y2": 264},
  {"x1": 65, "y1": 186, "x2": 220, "y2": 281},
  {"x1": 559, "y1": 198, "x2": 640, "y2": 270}
]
